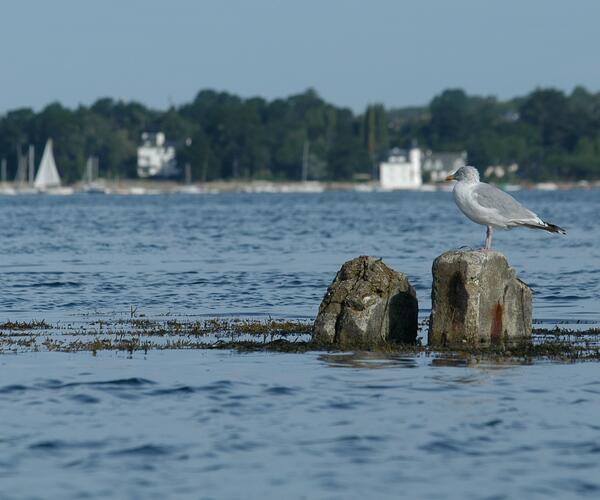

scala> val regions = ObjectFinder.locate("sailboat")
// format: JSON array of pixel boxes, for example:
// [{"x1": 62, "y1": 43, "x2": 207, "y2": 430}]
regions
[
  {"x1": 13, "y1": 145, "x2": 37, "y2": 194},
  {"x1": 34, "y1": 139, "x2": 73, "y2": 195},
  {"x1": 0, "y1": 158, "x2": 16, "y2": 195},
  {"x1": 81, "y1": 156, "x2": 109, "y2": 194}
]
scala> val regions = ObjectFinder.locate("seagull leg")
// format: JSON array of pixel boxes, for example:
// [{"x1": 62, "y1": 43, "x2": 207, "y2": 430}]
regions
[{"x1": 483, "y1": 225, "x2": 493, "y2": 251}]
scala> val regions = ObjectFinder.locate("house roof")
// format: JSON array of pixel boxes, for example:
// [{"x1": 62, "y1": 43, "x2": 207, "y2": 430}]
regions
[{"x1": 422, "y1": 151, "x2": 467, "y2": 171}]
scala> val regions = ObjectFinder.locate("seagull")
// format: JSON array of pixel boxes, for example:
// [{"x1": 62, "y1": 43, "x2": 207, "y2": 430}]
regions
[{"x1": 446, "y1": 166, "x2": 566, "y2": 250}]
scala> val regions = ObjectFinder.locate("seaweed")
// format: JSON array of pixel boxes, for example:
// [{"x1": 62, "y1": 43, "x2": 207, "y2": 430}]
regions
[{"x1": 0, "y1": 314, "x2": 599, "y2": 362}]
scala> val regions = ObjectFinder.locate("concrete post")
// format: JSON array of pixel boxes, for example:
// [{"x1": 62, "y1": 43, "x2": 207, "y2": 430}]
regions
[{"x1": 429, "y1": 250, "x2": 532, "y2": 347}]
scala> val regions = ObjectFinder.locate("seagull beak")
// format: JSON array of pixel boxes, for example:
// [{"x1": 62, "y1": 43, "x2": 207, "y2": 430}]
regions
[{"x1": 445, "y1": 174, "x2": 455, "y2": 181}]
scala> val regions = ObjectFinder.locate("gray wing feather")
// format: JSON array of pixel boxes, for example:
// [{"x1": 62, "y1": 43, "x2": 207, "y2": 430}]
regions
[{"x1": 473, "y1": 183, "x2": 538, "y2": 222}]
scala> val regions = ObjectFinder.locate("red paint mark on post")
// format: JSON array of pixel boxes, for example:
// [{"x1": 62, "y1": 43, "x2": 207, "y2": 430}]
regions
[{"x1": 491, "y1": 303, "x2": 503, "y2": 343}]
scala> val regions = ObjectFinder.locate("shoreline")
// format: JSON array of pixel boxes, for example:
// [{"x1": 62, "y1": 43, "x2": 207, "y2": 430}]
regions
[{"x1": 1, "y1": 179, "x2": 599, "y2": 195}]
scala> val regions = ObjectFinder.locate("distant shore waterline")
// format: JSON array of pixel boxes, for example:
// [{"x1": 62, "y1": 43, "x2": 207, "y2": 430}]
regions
[{"x1": 1, "y1": 179, "x2": 598, "y2": 195}]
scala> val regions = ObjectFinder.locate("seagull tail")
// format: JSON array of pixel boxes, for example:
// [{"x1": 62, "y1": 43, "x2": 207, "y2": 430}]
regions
[{"x1": 522, "y1": 220, "x2": 566, "y2": 235}]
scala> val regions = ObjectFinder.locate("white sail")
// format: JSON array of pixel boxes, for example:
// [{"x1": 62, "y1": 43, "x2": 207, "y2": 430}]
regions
[{"x1": 34, "y1": 139, "x2": 61, "y2": 189}]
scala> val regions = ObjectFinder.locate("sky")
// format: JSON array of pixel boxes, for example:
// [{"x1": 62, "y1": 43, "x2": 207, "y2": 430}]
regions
[{"x1": 1, "y1": 0, "x2": 600, "y2": 113}]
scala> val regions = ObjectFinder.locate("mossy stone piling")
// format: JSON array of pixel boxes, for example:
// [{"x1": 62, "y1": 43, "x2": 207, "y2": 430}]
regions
[
  {"x1": 313, "y1": 256, "x2": 418, "y2": 347},
  {"x1": 428, "y1": 250, "x2": 532, "y2": 347}
]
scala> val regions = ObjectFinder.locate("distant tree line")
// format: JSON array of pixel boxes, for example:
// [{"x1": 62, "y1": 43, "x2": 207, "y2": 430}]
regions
[{"x1": 0, "y1": 86, "x2": 599, "y2": 183}]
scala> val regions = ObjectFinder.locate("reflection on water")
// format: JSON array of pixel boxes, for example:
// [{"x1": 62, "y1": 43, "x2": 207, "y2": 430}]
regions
[
  {"x1": 319, "y1": 351, "x2": 536, "y2": 369},
  {"x1": 319, "y1": 352, "x2": 421, "y2": 369}
]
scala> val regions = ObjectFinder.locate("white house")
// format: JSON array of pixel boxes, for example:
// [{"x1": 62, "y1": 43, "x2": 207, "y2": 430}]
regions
[
  {"x1": 421, "y1": 151, "x2": 467, "y2": 182},
  {"x1": 379, "y1": 147, "x2": 422, "y2": 190},
  {"x1": 137, "y1": 132, "x2": 178, "y2": 178}
]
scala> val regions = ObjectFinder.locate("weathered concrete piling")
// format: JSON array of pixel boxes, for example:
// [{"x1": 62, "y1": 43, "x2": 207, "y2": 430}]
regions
[
  {"x1": 428, "y1": 250, "x2": 532, "y2": 347},
  {"x1": 313, "y1": 256, "x2": 418, "y2": 346}
]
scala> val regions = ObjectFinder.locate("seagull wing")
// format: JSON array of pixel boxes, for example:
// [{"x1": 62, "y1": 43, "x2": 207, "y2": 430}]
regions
[{"x1": 472, "y1": 183, "x2": 541, "y2": 225}]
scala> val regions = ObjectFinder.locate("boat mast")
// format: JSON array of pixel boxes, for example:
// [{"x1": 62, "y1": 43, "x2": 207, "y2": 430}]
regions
[
  {"x1": 185, "y1": 164, "x2": 191, "y2": 185},
  {"x1": 28, "y1": 145, "x2": 35, "y2": 185},
  {"x1": 85, "y1": 157, "x2": 92, "y2": 183},
  {"x1": 94, "y1": 156, "x2": 99, "y2": 181},
  {"x1": 301, "y1": 140, "x2": 309, "y2": 182},
  {"x1": 84, "y1": 156, "x2": 100, "y2": 184},
  {"x1": 14, "y1": 146, "x2": 26, "y2": 185}
]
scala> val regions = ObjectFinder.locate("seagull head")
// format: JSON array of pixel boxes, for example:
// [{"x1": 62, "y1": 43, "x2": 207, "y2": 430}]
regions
[{"x1": 446, "y1": 166, "x2": 480, "y2": 184}]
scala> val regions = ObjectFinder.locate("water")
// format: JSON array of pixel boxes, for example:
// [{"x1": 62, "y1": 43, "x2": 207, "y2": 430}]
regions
[
  {"x1": 1, "y1": 190, "x2": 600, "y2": 499},
  {"x1": 1, "y1": 190, "x2": 598, "y2": 323},
  {"x1": 2, "y1": 351, "x2": 600, "y2": 499}
]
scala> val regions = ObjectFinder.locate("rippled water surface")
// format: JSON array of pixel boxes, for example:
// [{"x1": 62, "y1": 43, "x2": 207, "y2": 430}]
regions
[
  {"x1": 2, "y1": 351, "x2": 600, "y2": 499},
  {"x1": 1, "y1": 190, "x2": 598, "y2": 323},
  {"x1": 1, "y1": 190, "x2": 599, "y2": 499}
]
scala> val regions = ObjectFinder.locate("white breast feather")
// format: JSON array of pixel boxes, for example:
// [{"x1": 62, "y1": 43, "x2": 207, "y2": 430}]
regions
[{"x1": 453, "y1": 182, "x2": 510, "y2": 228}]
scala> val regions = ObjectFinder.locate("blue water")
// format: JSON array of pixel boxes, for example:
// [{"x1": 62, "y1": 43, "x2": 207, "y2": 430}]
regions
[
  {"x1": 1, "y1": 190, "x2": 600, "y2": 499},
  {"x1": 1, "y1": 190, "x2": 598, "y2": 323},
  {"x1": 2, "y1": 351, "x2": 600, "y2": 499}
]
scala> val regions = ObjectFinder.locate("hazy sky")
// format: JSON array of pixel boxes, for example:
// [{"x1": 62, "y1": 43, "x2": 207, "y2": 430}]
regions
[{"x1": 2, "y1": 0, "x2": 600, "y2": 113}]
